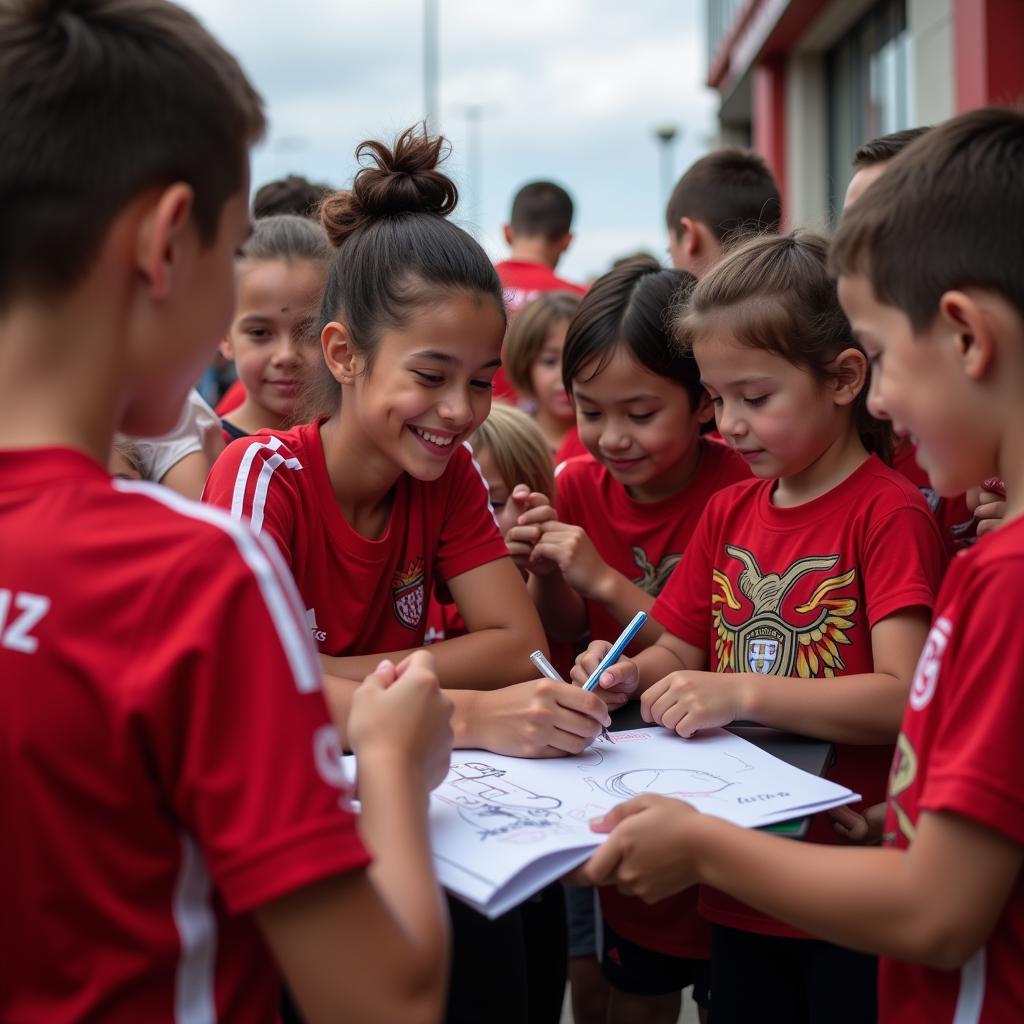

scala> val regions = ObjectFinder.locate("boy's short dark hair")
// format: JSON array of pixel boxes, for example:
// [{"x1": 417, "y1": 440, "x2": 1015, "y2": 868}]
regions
[
  {"x1": 509, "y1": 181, "x2": 574, "y2": 240},
  {"x1": 832, "y1": 107, "x2": 1024, "y2": 330},
  {"x1": 0, "y1": 0, "x2": 265, "y2": 308},
  {"x1": 852, "y1": 126, "x2": 932, "y2": 169},
  {"x1": 253, "y1": 174, "x2": 332, "y2": 220},
  {"x1": 665, "y1": 148, "x2": 781, "y2": 243}
]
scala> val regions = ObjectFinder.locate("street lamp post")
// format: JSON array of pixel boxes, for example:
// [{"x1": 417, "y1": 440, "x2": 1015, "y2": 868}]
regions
[
  {"x1": 452, "y1": 103, "x2": 499, "y2": 239},
  {"x1": 654, "y1": 123, "x2": 681, "y2": 203},
  {"x1": 424, "y1": 0, "x2": 439, "y2": 130}
]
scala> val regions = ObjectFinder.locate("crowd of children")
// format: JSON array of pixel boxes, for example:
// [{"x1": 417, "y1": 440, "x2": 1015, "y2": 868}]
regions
[{"x1": 2, "y1": 3, "x2": 1022, "y2": 1024}]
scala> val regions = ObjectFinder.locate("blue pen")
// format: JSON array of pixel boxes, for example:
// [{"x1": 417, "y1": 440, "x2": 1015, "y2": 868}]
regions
[
  {"x1": 529, "y1": 650, "x2": 614, "y2": 744},
  {"x1": 583, "y1": 611, "x2": 648, "y2": 693}
]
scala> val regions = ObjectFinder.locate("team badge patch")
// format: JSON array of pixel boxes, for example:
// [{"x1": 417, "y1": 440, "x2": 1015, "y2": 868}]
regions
[
  {"x1": 391, "y1": 558, "x2": 425, "y2": 630},
  {"x1": 746, "y1": 637, "x2": 780, "y2": 674}
]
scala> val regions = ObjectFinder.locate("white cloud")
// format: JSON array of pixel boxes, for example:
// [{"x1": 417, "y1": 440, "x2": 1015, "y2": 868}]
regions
[{"x1": 181, "y1": 0, "x2": 717, "y2": 278}]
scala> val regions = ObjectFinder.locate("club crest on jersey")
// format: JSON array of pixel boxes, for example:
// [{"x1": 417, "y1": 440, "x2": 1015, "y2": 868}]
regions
[
  {"x1": 392, "y1": 558, "x2": 425, "y2": 630},
  {"x1": 713, "y1": 545, "x2": 858, "y2": 678}
]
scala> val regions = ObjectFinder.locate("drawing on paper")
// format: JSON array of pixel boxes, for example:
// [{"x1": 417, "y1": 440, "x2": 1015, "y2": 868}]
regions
[
  {"x1": 590, "y1": 767, "x2": 736, "y2": 800},
  {"x1": 584, "y1": 752, "x2": 755, "y2": 802},
  {"x1": 435, "y1": 761, "x2": 563, "y2": 841}
]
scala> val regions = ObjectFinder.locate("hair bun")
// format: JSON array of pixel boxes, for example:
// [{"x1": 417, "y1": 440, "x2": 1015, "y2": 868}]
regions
[{"x1": 320, "y1": 124, "x2": 459, "y2": 247}]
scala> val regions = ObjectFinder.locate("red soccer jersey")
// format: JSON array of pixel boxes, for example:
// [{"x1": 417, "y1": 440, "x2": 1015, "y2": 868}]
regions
[
  {"x1": 215, "y1": 377, "x2": 246, "y2": 416},
  {"x1": 652, "y1": 455, "x2": 947, "y2": 937},
  {"x1": 556, "y1": 442, "x2": 749, "y2": 959},
  {"x1": 879, "y1": 519, "x2": 1024, "y2": 1024},
  {"x1": 493, "y1": 260, "x2": 587, "y2": 401},
  {"x1": 0, "y1": 448, "x2": 369, "y2": 1024},
  {"x1": 203, "y1": 420, "x2": 509, "y2": 657},
  {"x1": 893, "y1": 441, "x2": 975, "y2": 552},
  {"x1": 553, "y1": 425, "x2": 588, "y2": 467}
]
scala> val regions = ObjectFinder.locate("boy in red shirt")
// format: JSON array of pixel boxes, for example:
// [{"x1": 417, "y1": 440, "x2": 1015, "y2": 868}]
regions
[
  {"x1": 0, "y1": 3, "x2": 452, "y2": 1022},
  {"x1": 579, "y1": 108, "x2": 1024, "y2": 1024},
  {"x1": 494, "y1": 180, "x2": 586, "y2": 400}
]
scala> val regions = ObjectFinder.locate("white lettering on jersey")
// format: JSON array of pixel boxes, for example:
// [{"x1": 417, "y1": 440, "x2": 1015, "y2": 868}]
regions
[
  {"x1": 305, "y1": 608, "x2": 327, "y2": 643},
  {"x1": 0, "y1": 590, "x2": 51, "y2": 654},
  {"x1": 910, "y1": 615, "x2": 951, "y2": 711}
]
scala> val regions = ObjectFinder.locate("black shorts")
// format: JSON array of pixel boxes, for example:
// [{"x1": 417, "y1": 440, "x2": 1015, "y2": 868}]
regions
[
  {"x1": 709, "y1": 924, "x2": 877, "y2": 1024},
  {"x1": 600, "y1": 920, "x2": 710, "y2": 1006}
]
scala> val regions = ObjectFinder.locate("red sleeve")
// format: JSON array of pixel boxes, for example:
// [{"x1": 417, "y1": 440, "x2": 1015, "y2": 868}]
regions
[
  {"x1": 214, "y1": 379, "x2": 247, "y2": 416},
  {"x1": 650, "y1": 499, "x2": 717, "y2": 651},
  {"x1": 554, "y1": 428, "x2": 588, "y2": 467},
  {"x1": 138, "y1": 523, "x2": 369, "y2": 914},
  {"x1": 920, "y1": 562, "x2": 1024, "y2": 847},
  {"x1": 435, "y1": 444, "x2": 510, "y2": 581},
  {"x1": 861, "y1": 504, "x2": 947, "y2": 626},
  {"x1": 554, "y1": 458, "x2": 581, "y2": 523},
  {"x1": 202, "y1": 435, "x2": 300, "y2": 570}
]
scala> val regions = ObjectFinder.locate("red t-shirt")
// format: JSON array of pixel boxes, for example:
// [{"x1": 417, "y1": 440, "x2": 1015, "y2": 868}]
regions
[
  {"x1": 203, "y1": 421, "x2": 509, "y2": 657},
  {"x1": 556, "y1": 442, "x2": 749, "y2": 959},
  {"x1": 553, "y1": 426, "x2": 588, "y2": 467},
  {"x1": 493, "y1": 260, "x2": 587, "y2": 401},
  {"x1": 892, "y1": 442, "x2": 975, "y2": 552},
  {"x1": 879, "y1": 519, "x2": 1024, "y2": 1023},
  {"x1": 652, "y1": 455, "x2": 947, "y2": 938},
  {"x1": 0, "y1": 448, "x2": 369, "y2": 1024},
  {"x1": 215, "y1": 377, "x2": 246, "y2": 416}
]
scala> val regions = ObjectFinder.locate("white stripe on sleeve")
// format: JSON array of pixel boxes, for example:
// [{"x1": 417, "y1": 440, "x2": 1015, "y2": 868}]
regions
[
  {"x1": 113, "y1": 480, "x2": 321, "y2": 693},
  {"x1": 229, "y1": 436, "x2": 302, "y2": 535}
]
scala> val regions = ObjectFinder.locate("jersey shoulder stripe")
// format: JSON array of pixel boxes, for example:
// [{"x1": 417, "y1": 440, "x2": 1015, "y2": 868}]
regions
[
  {"x1": 112, "y1": 480, "x2": 320, "y2": 693},
  {"x1": 229, "y1": 436, "x2": 304, "y2": 536}
]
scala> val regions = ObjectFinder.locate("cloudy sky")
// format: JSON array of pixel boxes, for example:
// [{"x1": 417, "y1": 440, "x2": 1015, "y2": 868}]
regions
[{"x1": 180, "y1": 0, "x2": 717, "y2": 281}]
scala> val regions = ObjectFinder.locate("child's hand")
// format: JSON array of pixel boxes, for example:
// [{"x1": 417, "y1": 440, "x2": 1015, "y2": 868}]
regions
[
  {"x1": 504, "y1": 486, "x2": 560, "y2": 576},
  {"x1": 527, "y1": 519, "x2": 613, "y2": 599},
  {"x1": 348, "y1": 651, "x2": 453, "y2": 792},
  {"x1": 569, "y1": 640, "x2": 639, "y2": 698},
  {"x1": 967, "y1": 480, "x2": 1006, "y2": 537},
  {"x1": 472, "y1": 678, "x2": 620, "y2": 758},
  {"x1": 829, "y1": 802, "x2": 887, "y2": 845},
  {"x1": 581, "y1": 794, "x2": 703, "y2": 902},
  {"x1": 640, "y1": 670, "x2": 746, "y2": 738}
]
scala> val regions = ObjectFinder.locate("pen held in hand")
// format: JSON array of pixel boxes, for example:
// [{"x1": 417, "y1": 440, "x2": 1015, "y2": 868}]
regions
[
  {"x1": 582, "y1": 611, "x2": 648, "y2": 693},
  {"x1": 529, "y1": 650, "x2": 614, "y2": 744}
]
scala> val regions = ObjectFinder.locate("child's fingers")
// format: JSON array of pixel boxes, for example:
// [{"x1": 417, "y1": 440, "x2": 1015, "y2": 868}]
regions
[
  {"x1": 640, "y1": 678, "x2": 669, "y2": 723},
  {"x1": 392, "y1": 648, "x2": 435, "y2": 680},
  {"x1": 580, "y1": 836, "x2": 625, "y2": 887},
  {"x1": 588, "y1": 795, "x2": 651, "y2": 833},
  {"x1": 597, "y1": 662, "x2": 637, "y2": 693},
  {"x1": 505, "y1": 524, "x2": 542, "y2": 546},
  {"x1": 363, "y1": 659, "x2": 396, "y2": 688},
  {"x1": 515, "y1": 504, "x2": 558, "y2": 526}
]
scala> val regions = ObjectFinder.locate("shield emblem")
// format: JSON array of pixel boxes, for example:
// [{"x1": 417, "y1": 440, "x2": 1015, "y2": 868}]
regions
[
  {"x1": 747, "y1": 637, "x2": 779, "y2": 674},
  {"x1": 393, "y1": 580, "x2": 424, "y2": 629}
]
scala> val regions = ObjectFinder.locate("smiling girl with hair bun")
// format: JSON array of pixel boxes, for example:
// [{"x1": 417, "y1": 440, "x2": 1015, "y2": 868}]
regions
[{"x1": 205, "y1": 123, "x2": 612, "y2": 747}]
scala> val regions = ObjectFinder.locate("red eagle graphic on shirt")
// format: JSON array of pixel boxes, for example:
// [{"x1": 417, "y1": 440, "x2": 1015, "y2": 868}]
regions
[
  {"x1": 391, "y1": 558, "x2": 426, "y2": 630},
  {"x1": 712, "y1": 545, "x2": 858, "y2": 677}
]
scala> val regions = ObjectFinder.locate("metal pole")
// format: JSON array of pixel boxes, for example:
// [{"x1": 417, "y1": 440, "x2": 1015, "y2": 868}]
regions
[
  {"x1": 654, "y1": 124, "x2": 680, "y2": 202},
  {"x1": 423, "y1": 0, "x2": 439, "y2": 130},
  {"x1": 465, "y1": 105, "x2": 483, "y2": 236}
]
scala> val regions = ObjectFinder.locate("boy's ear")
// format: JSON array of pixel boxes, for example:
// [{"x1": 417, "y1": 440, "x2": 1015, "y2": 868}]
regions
[
  {"x1": 938, "y1": 290, "x2": 994, "y2": 382},
  {"x1": 218, "y1": 336, "x2": 234, "y2": 362},
  {"x1": 321, "y1": 320, "x2": 360, "y2": 385},
  {"x1": 680, "y1": 217, "x2": 699, "y2": 256},
  {"x1": 136, "y1": 183, "x2": 195, "y2": 300},
  {"x1": 554, "y1": 231, "x2": 573, "y2": 255},
  {"x1": 502, "y1": 224, "x2": 514, "y2": 247},
  {"x1": 830, "y1": 347, "x2": 868, "y2": 406}
]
